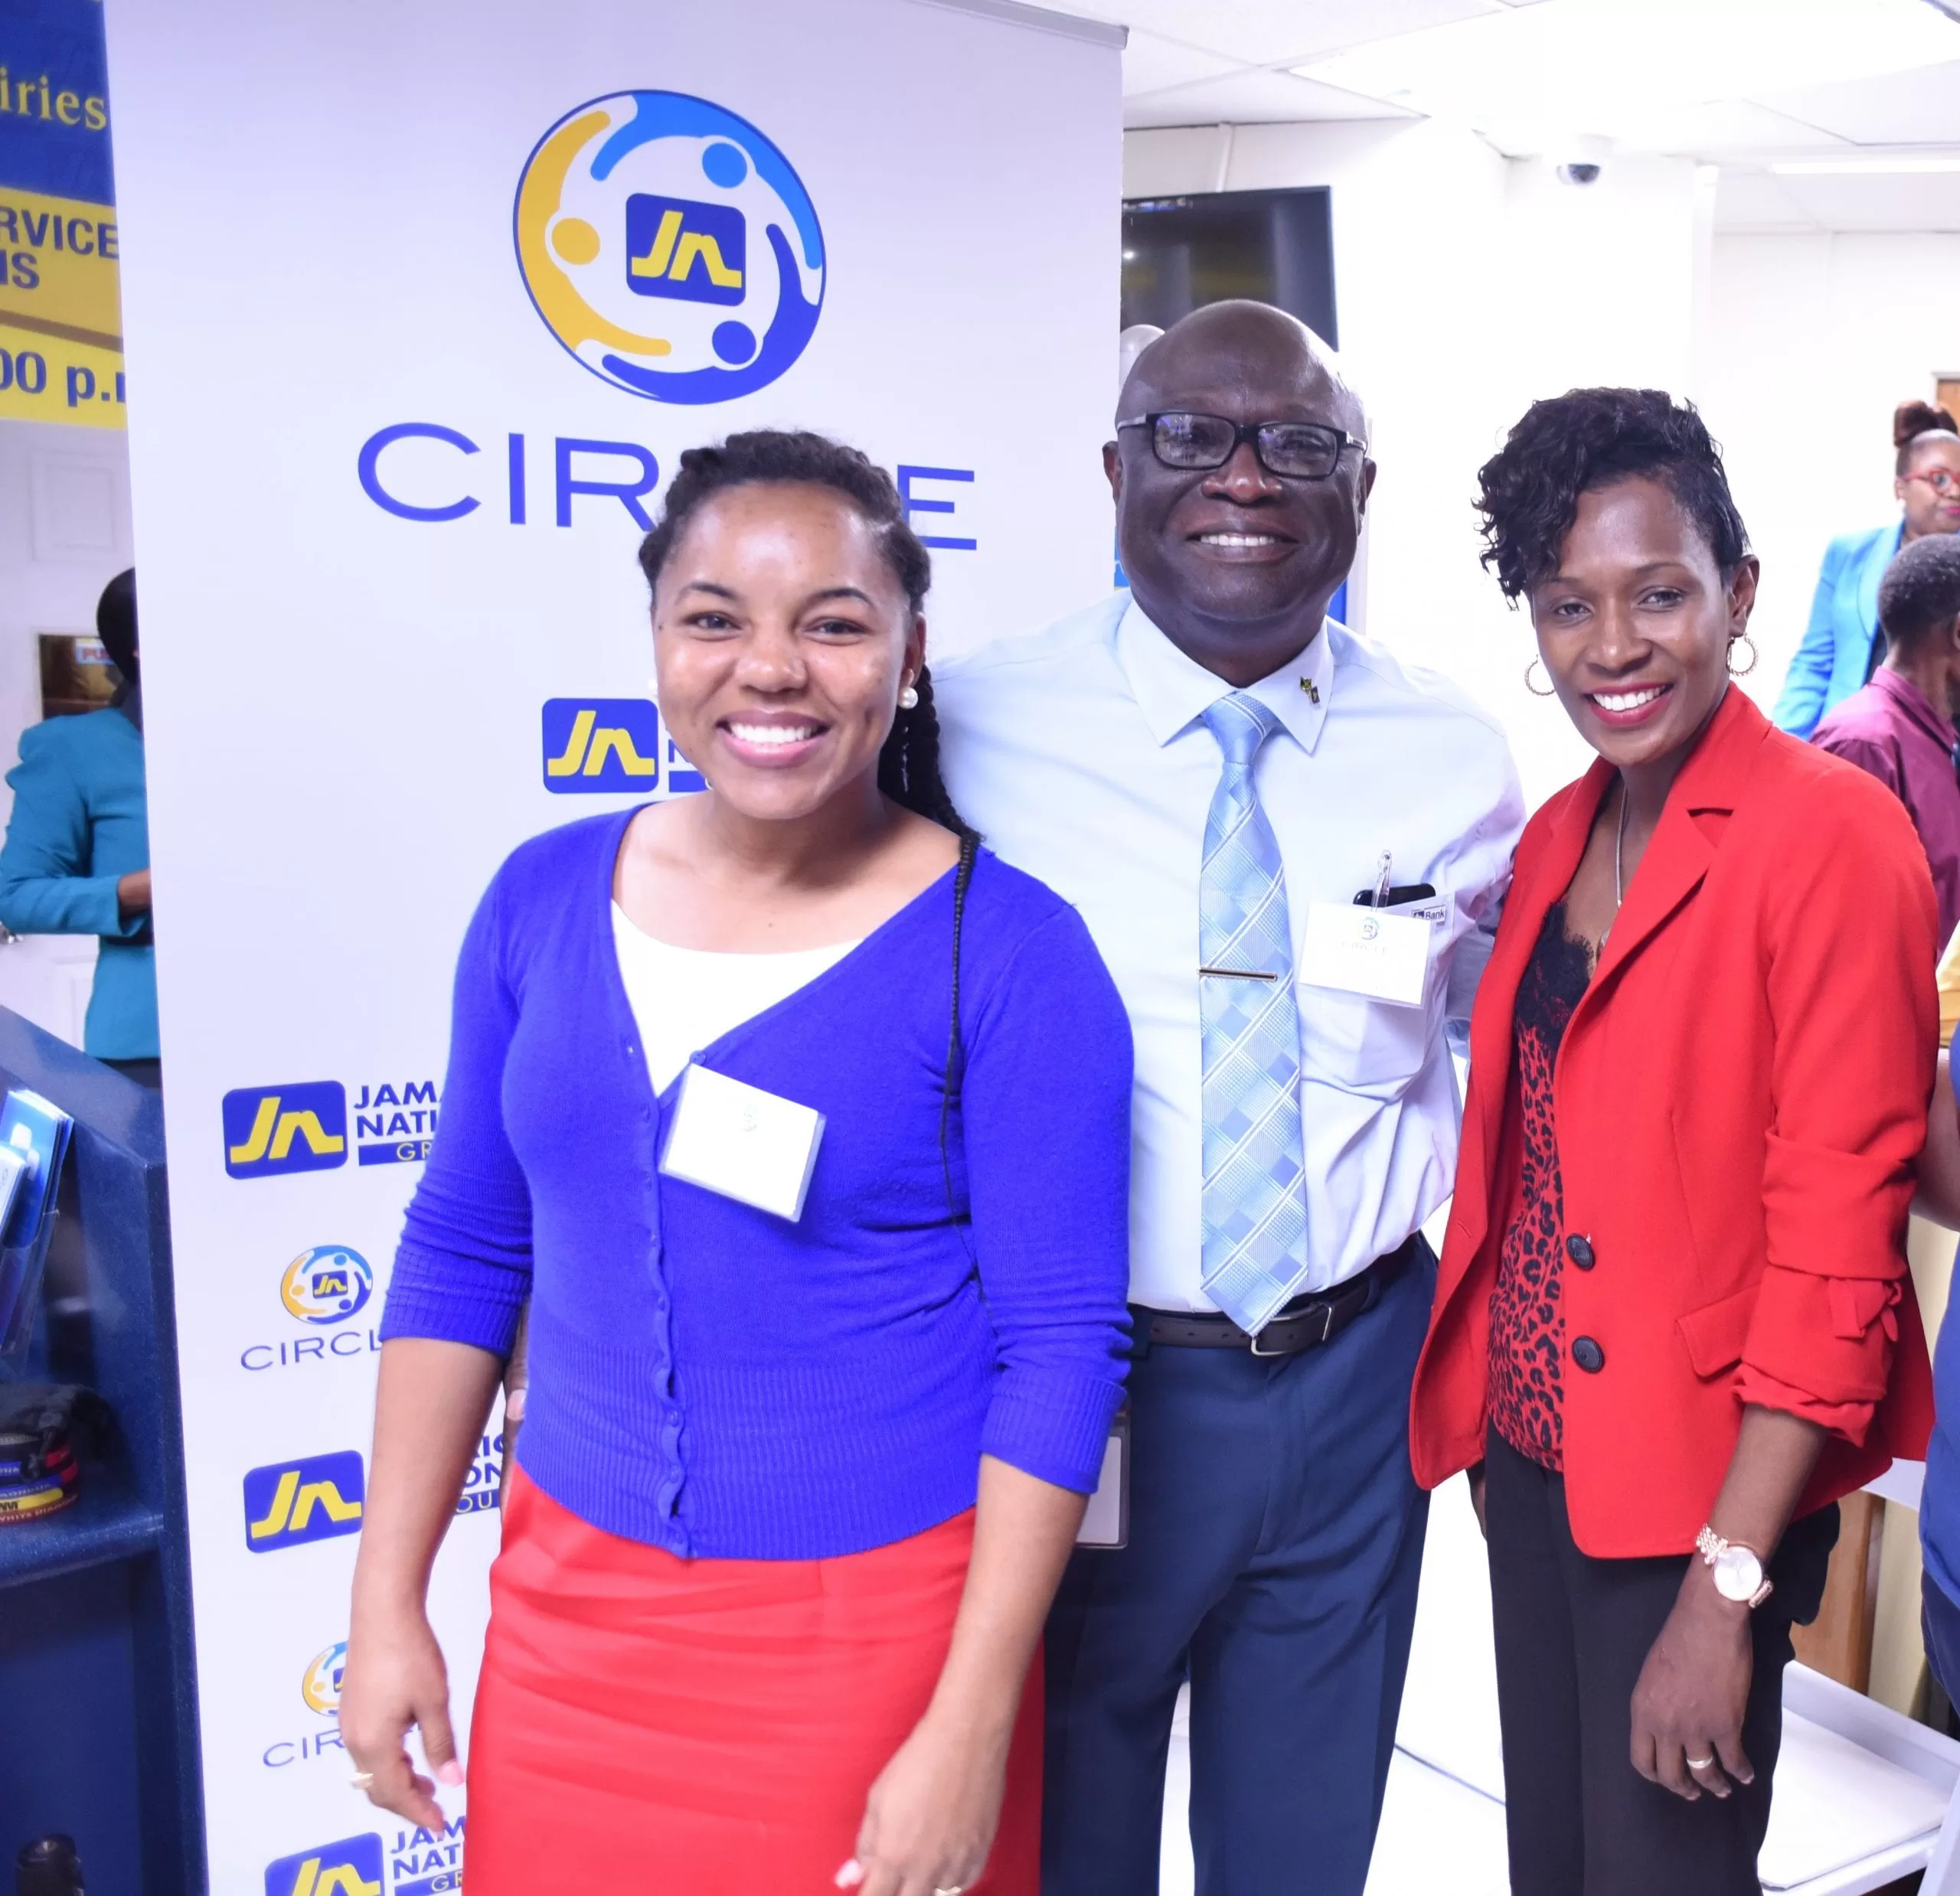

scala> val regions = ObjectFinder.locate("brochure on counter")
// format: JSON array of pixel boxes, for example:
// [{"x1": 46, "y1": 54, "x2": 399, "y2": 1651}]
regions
[{"x1": 0, "y1": 1088, "x2": 74, "y2": 1355}]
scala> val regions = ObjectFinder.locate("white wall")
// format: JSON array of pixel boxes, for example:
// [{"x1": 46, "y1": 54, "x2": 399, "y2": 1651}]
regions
[
  {"x1": 0, "y1": 419, "x2": 131, "y2": 1045},
  {"x1": 0, "y1": 420, "x2": 132, "y2": 820},
  {"x1": 1700, "y1": 231, "x2": 1960, "y2": 708},
  {"x1": 1125, "y1": 122, "x2": 1709, "y2": 808}
]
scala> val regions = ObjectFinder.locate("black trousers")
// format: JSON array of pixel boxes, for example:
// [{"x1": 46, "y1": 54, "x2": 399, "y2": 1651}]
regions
[{"x1": 1485, "y1": 1428, "x2": 1838, "y2": 1896}]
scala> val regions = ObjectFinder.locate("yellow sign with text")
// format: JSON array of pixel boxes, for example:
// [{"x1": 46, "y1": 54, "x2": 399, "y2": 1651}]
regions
[{"x1": 0, "y1": 182, "x2": 122, "y2": 428}]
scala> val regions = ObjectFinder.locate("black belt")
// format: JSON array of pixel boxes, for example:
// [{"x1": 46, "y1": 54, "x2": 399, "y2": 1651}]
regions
[{"x1": 1136, "y1": 1235, "x2": 1419, "y2": 1358}]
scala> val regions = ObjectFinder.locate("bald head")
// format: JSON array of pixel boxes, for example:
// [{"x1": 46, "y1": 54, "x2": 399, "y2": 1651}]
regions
[
  {"x1": 1117, "y1": 301, "x2": 1366, "y2": 442},
  {"x1": 1106, "y1": 299, "x2": 1375, "y2": 687}
]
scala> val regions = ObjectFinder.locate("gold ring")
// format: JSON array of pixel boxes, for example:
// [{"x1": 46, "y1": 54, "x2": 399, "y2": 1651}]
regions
[
  {"x1": 1684, "y1": 1754, "x2": 1715, "y2": 1770},
  {"x1": 350, "y1": 1770, "x2": 376, "y2": 1787}
]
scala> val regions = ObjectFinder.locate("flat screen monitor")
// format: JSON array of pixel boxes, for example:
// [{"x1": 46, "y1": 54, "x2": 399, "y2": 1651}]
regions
[{"x1": 1121, "y1": 187, "x2": 1338, "y2": 348}]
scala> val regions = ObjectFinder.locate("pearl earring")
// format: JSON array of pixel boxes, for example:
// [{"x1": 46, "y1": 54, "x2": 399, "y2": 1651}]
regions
[{"x1": 898, "y1": 681, "x2": 920, "y2": 711}]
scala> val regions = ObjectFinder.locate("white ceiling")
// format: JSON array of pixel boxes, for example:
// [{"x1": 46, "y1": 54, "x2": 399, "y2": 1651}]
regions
[
  {"x1": 1065, "y1": 0, "x2": 1506, "y2": 128},
  {"x1": 1054, "y1": 0, "x2": 1960, "y2": 232}
]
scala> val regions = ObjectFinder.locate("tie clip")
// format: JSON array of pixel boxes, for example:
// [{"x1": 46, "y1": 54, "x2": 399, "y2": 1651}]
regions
[{"x1": 1199, "y1": 967, "x2": 1279, "y2": 981}]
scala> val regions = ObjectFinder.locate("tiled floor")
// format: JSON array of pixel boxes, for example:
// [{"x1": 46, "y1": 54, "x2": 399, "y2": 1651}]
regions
[
  {"x1": 1152, "y1": 1475, "x2": 1957, "y2": 1895},
  {"x1": 1157, "y1": 1687, "x2": 1513, "y2": 1896}
]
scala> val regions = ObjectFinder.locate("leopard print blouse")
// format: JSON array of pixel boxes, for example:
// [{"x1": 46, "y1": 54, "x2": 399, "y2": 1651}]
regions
[{"x1": 1487, "y1": 902, "x2": 1593, "y2": 1472}]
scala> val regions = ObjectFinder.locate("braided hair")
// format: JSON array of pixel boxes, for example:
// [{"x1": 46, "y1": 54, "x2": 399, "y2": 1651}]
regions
[{"x1": 637, "y1": 429, "x2": 977, "y2": 844}]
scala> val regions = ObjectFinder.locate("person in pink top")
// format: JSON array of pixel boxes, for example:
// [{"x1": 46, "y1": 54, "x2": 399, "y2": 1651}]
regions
[{"x1": 1813, "y1": 534, "x2": 1960, "y2": 946}]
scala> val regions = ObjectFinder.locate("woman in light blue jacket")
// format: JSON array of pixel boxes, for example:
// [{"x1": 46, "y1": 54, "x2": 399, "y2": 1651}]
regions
[
  {"x1": 1775, "y1": 400, "x2": 1960, "y2": 737},
  {"x1": 0, "y1": 569, "x2": 156, "y2": 1077}
]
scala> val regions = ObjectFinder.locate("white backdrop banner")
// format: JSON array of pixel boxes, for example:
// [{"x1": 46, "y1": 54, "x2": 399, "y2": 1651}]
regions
[{"x1": 103, "y1": 2, "x2": 1119, "y2": 1888}]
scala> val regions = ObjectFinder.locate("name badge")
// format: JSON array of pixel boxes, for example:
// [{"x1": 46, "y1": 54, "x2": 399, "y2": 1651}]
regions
[
  {"x1": 658, "y1": 1065, "x2": 825, "y2": 1222},
  {"x1": 1299, "y1": 902, "x2": 1430, "y2": 1008},
  {"x1": 1076, "y1": 1403, "x2": 1130, "y2": 1549}
]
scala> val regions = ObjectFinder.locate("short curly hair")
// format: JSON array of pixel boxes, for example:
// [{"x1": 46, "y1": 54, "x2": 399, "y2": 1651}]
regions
[
  {"x1": 1879, "y1": 534, "x2": 1960, "y2": 649},
  {"x1": 1475, "y1": 388, "x2": 1749, "y2": 602}
]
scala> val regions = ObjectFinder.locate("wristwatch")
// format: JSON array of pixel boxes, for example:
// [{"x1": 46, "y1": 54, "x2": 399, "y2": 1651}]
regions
[{"x1": 1696, "y1": 1525, "x2": 1774, "y2": 1608}]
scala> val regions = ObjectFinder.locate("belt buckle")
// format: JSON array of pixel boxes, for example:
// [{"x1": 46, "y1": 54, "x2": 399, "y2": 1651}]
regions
[{"x1": 1249, "y1": 1299, "x2": 1335, "y2": 1356}]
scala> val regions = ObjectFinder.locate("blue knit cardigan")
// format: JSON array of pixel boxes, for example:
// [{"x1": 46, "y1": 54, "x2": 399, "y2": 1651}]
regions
[{"x1": 381, "y1": 808, "x2": 1135, "y2": 1559}]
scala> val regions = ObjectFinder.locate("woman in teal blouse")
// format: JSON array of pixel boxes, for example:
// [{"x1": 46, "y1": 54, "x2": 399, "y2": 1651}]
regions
[{"x1": 0, "y1": 569, "x2": 156, "y2": 1073}]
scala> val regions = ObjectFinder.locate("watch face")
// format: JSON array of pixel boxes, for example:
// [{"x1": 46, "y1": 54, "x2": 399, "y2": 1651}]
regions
[{"x1": 1713, "y1": 1545, "x2": 1765, "y2": 1601}]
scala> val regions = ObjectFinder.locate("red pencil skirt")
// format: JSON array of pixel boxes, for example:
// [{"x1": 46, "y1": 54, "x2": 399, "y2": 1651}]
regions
[{"x1": 463, "y1": 1467, "x2": 1040, "y2": 1894}]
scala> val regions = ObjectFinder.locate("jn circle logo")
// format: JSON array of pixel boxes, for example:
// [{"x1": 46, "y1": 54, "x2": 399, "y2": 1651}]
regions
[
  {"x1": 279, "y1": 1246, "x2": 374, "y2": 1326},
  {"x1": 514, "y1": 91, "x2": 825, "y2": 404},
  {"x1": 301, "y1": 1640, "x2": 346, "y2": 1716}
]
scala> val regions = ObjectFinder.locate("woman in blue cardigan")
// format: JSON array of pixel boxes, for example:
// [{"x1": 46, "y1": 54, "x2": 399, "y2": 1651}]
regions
[
  {"x1": 1775, "y1": 400, "x2": 1960, "y2": 737},
  {"x1": 339, "y1": 432, "x2": 1134, "y2": 1896}
]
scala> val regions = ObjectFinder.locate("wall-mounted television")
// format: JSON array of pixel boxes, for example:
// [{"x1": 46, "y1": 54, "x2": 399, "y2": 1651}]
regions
[{"x1": 1121, "y1": 187, "x2": 1338, "y2": 347}]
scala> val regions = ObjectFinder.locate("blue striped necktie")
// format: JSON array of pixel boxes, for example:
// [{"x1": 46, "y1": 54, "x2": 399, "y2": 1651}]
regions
[{"x1": 1199, "y1": 693, "x2": 1309, "y2": 1333}]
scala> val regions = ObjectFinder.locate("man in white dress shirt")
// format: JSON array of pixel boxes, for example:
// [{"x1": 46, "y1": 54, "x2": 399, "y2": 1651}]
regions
[{"x1": 934, "y1": 302, "x2": 1523, "y2": 1895}]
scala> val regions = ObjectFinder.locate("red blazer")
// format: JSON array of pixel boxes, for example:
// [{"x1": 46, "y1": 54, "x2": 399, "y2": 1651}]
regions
[{"x1": 1410, "y1": 687, "x2": 1939, "y2": 1557}]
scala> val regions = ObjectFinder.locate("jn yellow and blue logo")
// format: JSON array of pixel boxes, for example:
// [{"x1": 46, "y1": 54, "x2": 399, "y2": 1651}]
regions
[
  {"x1": 514, "y1": 90, "x2": 823, "y2": 404},
  {"x1": 224, "y1": 1083, "x2": 348, "y2": 1180},
  {"x1": 281, "y1": 1246, "x2": 373, "y2": 1325},
  {"x1": 302, "y1": 1641, "x2": 347, "y2": 1716},
  {"x1": 243, "y1": 1451, "x2": 365, "y2": 1553},
  {"x1": 627, "y1": 194, "x2": 745, "y2": 305},
  {"x1": 264, "y1": 1833, "x2": 382, "y2": 1896},
  {"x1": 542, "y1": 698, "x2": 662, "y2": 792}
]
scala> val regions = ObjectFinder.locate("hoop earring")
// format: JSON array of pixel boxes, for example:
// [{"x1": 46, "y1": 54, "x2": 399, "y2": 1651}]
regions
[
  {"x1": 1726, "y1": 633, "x2": 1758, "y2": 677},
  {"x1": 1524, "y1": 658, "x2": 1557, "y2": 698},
  {"x1": 897, "y1": 681, "x2": 920, "y2": 711}
]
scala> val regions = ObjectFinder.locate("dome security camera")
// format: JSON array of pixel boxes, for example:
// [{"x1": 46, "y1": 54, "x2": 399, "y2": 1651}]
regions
[{"x1": 1550, "y1": 138, "x2": 1609, "y2": 188}]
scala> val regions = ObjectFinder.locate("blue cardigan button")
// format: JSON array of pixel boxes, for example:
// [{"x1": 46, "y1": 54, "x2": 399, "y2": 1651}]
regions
[
  {"x1": 1565, "y1": 1234, "x2": 1595, "y2": 1270},
  {"x1": 1572, "y1": 1336, "x2": 1605, "y2": 1373}
]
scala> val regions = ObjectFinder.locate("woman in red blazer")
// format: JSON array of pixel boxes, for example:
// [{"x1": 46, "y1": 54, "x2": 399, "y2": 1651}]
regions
[{"x1": 1410, "y1": 388, "x2": 1938, "y2": 1895}]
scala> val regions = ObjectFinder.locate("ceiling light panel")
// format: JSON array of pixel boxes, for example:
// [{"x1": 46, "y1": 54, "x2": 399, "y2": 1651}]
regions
[
  {"x1": 1063, "y1": 0, "x2": 1502, "y2": 70},
  {"x1": 1294, "y1": 0, "x2": 1960, "y2": 144},
  {"x1": 1772, "y1": 154, "x2": 1960, "y2": 173},
  {"x1": 1610, "y1": 100, "x2": 1851, "y2": 158},
  {"x1": 1770, "y1": 168, "x2": 1960, "y2": 230},
  {"x1": 1758, "y1": 57, "x2": 1960, "y2": 145}
]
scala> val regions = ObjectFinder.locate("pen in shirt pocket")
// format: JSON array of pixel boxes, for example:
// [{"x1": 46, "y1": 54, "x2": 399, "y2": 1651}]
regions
[{"x1": 1353, "y1": 851, "x2": 1437, "y2": 909}]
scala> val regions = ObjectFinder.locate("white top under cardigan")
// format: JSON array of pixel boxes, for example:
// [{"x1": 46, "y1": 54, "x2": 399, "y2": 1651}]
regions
[{"x1": 610, "y1": 902, "x2": 860, "y2": 1092}]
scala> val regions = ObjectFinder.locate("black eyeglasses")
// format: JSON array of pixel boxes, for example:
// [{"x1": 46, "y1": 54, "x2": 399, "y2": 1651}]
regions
[{"x1": 1116, "y1": 411, "x2": 1367, "y2": 481}]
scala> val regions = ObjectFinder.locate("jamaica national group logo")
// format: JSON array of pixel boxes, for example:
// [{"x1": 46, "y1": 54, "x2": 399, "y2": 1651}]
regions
[
  {"x1": 264, "y1": 1832, "x2": 381, "y2": 1896},
  {"x1": 514, "y1": 90, "x2": 824, "y2": 404},
  {"x1": 224, "y1": 1082, "x2": 347, "y2": 1180},
  {"x1": 243, "y1": 1451, "x2": 365, "y2": 1553},
  {"x1": 265, "y1": 1819, "x2": 463, "y2": 1896}
]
